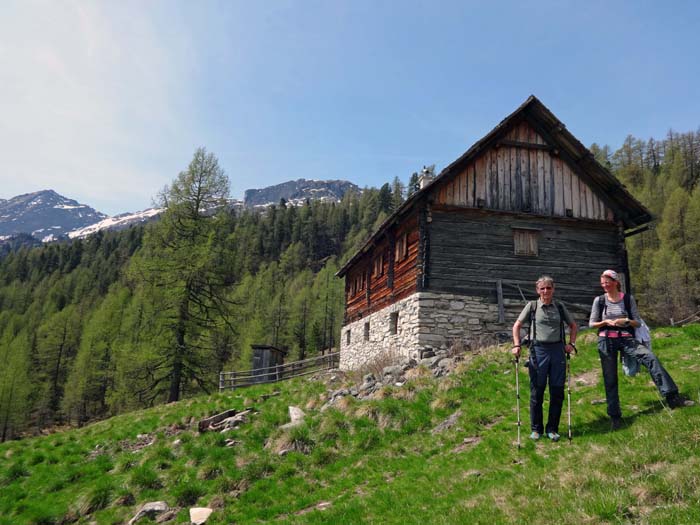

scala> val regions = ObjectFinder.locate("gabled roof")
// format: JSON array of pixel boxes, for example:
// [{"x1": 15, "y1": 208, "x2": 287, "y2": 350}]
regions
[{"x1": 337, "y1": 95, "x2": 653, "y2": 277}]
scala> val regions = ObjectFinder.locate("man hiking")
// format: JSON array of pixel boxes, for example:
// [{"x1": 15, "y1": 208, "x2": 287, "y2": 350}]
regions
[{"x1": 512, "y1": 276, "x2": 577, "y2": 441}]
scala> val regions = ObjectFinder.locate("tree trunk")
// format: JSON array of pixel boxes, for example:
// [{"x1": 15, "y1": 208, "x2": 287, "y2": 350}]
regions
[{"x1": 168, "y1": 299, "x2": 189, "y2": 403}]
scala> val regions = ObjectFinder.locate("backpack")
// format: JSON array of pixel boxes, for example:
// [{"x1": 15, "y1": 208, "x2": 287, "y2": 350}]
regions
[
  {"x1": 596, "y1": 293, "x2": 650, "y2": 377},
  {"x1": 526, "y1": 300, "x2": 566, "y2": 346}
]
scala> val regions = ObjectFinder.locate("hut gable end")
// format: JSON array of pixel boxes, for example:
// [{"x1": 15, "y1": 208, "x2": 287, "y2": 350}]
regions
[{"x1": 433, "y1": 118, "x2": 613, "y2": 222}]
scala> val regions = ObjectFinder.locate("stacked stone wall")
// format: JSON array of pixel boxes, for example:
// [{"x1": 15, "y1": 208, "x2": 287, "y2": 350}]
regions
[{"x1": 339, "y1": 291, "x2": 506, "y2": 371}]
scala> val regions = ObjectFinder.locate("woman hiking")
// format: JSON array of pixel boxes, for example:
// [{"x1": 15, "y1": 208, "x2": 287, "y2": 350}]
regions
[{"x1": 589, "y1": 269, "x2": 685, "y2": 430}]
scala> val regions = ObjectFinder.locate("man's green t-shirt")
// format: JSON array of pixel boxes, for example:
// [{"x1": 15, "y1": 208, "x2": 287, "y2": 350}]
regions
[{"x1": 516, "y1": 299, "x2": 573, "y2": 344}]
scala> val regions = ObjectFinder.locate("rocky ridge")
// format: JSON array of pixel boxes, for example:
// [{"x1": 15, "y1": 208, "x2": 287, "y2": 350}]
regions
[{"x1": 244, "y1": 178, "x2": 359, "y2": 208}]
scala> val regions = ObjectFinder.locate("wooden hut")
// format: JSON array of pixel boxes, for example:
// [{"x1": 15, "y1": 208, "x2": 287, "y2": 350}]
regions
[
  {"x1": 336, "y1": 95, "x2": 652, "y2": 370},
  {"x1": 251, "y1": 344, "x2": 288, "y2": 383}
]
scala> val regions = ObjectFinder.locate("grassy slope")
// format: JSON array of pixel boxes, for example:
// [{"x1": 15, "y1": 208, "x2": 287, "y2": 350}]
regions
[{"x1": 1, "y1": 326, "x2": 699, "y2": 525}]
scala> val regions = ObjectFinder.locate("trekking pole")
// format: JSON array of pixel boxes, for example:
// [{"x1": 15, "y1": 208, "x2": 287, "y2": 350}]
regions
[
  {"x1": 514, "y1": 356, "x2": 521, "y2": 449},
  {"x1": 566, "y1": 353, "x2": 572, "y2": 443}
]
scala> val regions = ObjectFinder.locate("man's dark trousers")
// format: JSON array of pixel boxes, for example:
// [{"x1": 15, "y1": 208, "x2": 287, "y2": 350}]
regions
[{"x1": 528, "y1": 342, "x2": 566, "y2": 434}]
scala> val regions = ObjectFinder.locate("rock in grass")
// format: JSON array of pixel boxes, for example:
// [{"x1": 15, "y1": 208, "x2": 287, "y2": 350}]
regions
[
  {"x1": 127, "y1": 501, "x2": 169, "y2": 525},
  {"x1": 431, "y1": 410, "x2": 462, "y2": 435},
  {"x1": 280, "y1": 406, "x2": 305, "y2": 430},
  {"x1": 190, "y1": 507, "x2": 213, "y2": 524}
]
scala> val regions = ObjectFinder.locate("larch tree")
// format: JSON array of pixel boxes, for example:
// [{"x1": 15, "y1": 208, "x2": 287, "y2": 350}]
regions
[
  {"x1": 35, "y1": 304, "x2": 82, "y2": 425},
  {"x1": 0, "y1": 324, "x2": 31, "y2": 442},
  {"x1": 130, "y1": 148, "x2": 234, "y2": 403}
]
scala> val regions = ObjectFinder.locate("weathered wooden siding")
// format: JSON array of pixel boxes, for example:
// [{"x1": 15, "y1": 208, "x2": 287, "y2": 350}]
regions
[
  {"x1": 344, "y1": 215, "x2": 420, "y2": 323},
  {"x1": 426, "y1": 207, "x2": 625, "y2": 311},
  {"x1": 435, "y1": 120, "x2": 613, "y2": 222},
  {"x1": 368, "y1": 240, "x2": 390, "y2": 309},
  {"x1": 393, "y1": 215, "x2": 420, "y2": 301}
]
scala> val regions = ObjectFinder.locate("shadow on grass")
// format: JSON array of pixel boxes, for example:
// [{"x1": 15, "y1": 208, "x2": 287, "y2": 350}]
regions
[{"x1": 573, "y1": 400, "x2": 669, "y2": 437}]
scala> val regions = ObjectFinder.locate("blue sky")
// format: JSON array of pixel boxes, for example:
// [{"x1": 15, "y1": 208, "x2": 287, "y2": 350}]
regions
[{"x1": 1, "y1": 1, "x2": 698, "y2": 216}]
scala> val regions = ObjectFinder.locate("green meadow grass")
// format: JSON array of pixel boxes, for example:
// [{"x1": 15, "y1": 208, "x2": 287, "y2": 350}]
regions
[{"x1": 1, "y1": 325, "x2": 699, "y2": 524}]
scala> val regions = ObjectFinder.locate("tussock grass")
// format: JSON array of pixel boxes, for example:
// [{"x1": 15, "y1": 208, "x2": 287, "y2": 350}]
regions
[{"x1": 0, "y1": 326, "x2": 699, "y2": 524}]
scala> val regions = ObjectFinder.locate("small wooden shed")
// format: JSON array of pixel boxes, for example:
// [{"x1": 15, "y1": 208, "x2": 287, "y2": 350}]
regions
[
  {"x1": 336, "y1": 95, "x2": 653, "y2": 370},
  {"x1": 251, "y1": 345, "x2": 288, "y2": 383}
]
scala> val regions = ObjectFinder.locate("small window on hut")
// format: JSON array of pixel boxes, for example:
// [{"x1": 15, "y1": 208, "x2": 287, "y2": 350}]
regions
[
  {"x1": 372, "y1": 253, "x2": 384, "y2": 277},
  {"x1": 389, "y1": 312, "x2": 398, "y2": 335},
  {"x1": 513, "y1": 228, "x2": 539, "y2": 256},
  {"x1": 364, "y1": 322, "x2": 370, "y2": 341},
  {"x1": 395, "y1": 232, "x2": 408, "y2": 262},
  {"x1": 352, "y1": 273, "x2": 366, "y2": 296},
  {"x1": 346, "y1": 330, "x2": 351, "y2": 345}
]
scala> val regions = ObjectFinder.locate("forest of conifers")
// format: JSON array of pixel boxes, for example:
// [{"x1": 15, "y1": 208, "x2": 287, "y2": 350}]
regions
[{"x1": 0, "y1": 128, "x2": 699, "y2": 441}]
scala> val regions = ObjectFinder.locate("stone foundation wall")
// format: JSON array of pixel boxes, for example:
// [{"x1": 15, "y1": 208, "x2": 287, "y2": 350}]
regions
[{"x1": 339, "y1": 291, "x2": 506, "y2": 371}]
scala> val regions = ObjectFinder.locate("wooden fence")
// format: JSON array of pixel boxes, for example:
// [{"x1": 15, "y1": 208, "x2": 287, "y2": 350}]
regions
[{"x1": 219, "y1": 352, "x2": 340, "y2": 391}]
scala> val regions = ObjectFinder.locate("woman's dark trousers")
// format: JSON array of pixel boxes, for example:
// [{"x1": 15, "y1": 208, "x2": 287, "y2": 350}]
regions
[{"x1": 597, "y1": 336, "x2": 679, "y2": 418}]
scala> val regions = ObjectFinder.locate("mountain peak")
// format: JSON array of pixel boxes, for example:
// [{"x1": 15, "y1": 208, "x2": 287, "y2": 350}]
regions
[
  {"x1": 244, "y1": 178, "x2": 359, "y2": 207},
  {"x1": 0, "y1": 190, "x2": 107, "y2": 241}
]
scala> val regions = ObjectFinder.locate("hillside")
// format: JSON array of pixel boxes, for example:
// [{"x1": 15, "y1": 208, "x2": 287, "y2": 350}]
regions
[{"x1": 1, "y1": 326, "x2": 698, "y2": 524}]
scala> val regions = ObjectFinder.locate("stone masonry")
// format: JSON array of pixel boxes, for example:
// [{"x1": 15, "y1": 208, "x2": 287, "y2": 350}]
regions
[{"x1": 339, "y1": 291, "x2": 503, "y2": 370}]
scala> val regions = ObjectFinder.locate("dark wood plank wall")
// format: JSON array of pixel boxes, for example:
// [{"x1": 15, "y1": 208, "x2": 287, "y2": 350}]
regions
[
  {"x1": 435, "y1": 120, "x2": 613, "y2": 222},
  {"x1": 427, "y1": 207, "x2": 625, "y2": 311},
  {"x1": 344, "y1": 215, "x2": 420, "y2": 322}
]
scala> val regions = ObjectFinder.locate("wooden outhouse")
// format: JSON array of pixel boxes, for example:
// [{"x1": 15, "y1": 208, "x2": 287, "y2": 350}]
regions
[
  {"x1": 336, "y1": 95, "x2": 652, "y2": 370},
  {"x1": 251, "y1": 345, "x2": 288, "y2": 383}
]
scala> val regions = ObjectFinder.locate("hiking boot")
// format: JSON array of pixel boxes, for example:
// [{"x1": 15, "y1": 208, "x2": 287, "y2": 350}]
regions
[
  {"x1": 529, "y1": 431, "x2": 541, "y2": 441},
  {"x1": 547, "y1": 432, "x2": 561, "y2": 442},
  {"x1": 610, "y1": 417, "x2": 623, "y2": 431},
  {"x1": 666, "y1": 392, "x2": 686, "y2": 409}
]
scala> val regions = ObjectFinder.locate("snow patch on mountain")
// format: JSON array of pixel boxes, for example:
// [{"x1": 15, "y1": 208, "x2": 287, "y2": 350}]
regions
[{"x1": 68, "y1": 208, "x2": 164, "y2": 239}]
